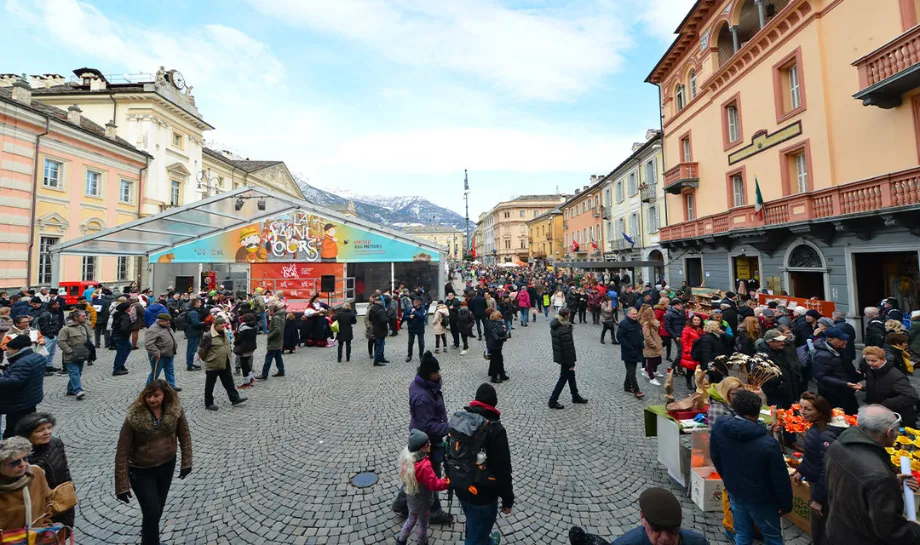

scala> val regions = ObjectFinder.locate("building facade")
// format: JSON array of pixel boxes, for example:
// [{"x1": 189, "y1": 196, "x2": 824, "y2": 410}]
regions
[
  {"x1": 0, "y1": 82, "x2": 148, "y2": 288},
  {"x1": 471, "y1": 213, "x2": 485, "y2": 260},
  {"x1": 201, "y1": 147, "x2": 303, "y2": 200},
  {"x1": 526, "y1": 208, "x2": 563, "y2": 266},
  {"x1": 401, "y1": 225, "x2": 465, "y2": 261},
  {"x1": 562, "y1": 176, "x2": 607, "y2": 263},
  {"x1": 599, "y1": 130, "x2": 669, "y2": 284},
  {"x1": 481, "y1": 195, "x2": 567, "y2": 265},
  {"x1": 647, "y1": 0, "x2": 920, "y2": 317}
]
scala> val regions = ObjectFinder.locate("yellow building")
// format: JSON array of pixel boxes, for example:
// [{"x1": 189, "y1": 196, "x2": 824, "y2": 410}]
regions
[
  {"x1": 525, "y1": 207, "x2": 564, "y2": 265},
  {"x1": 481, "y1": 195, "x2": 567, "y2": 265},
  {"x1": 402, "y1": 226, "x2": 465, "y2": 260},
  {"x1": 201, "y1": 147, "x2": 303, "y2": 199},
  {"x1": 647, "y1": 0, "x2": 920, "y2": 315}
]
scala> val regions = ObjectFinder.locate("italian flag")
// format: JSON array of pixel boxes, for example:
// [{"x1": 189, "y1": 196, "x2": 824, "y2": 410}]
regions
[{"x1": 753, "y1": 177, "x2": 765, "y2": 220}]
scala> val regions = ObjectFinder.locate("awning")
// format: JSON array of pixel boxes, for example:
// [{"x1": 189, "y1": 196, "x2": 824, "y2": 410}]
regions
[{"x1": 51, "y1": 186, "x2": 444, "y2": 258}]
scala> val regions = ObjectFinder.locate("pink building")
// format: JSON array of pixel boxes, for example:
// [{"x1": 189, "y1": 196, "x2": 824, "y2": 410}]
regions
[{"x1": 0, "y1": 77, "x2": 149, "y2": 289}]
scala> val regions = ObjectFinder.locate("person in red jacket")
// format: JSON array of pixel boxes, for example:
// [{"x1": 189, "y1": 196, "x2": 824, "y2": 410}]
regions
[
  {"x1": 396, "y1": 429, "x2": 449, "y2": 545},
  {"x1": 680, "y1": 314, "x2": 704, "y2": 390}
]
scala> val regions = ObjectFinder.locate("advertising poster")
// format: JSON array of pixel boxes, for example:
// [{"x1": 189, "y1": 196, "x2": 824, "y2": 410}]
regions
[
  {"x1": 150, "y1": 210, "x2": 440, "y2": 264},
  {"x1": 250, "y1": 263, "x2": 345, "y2": 311}
]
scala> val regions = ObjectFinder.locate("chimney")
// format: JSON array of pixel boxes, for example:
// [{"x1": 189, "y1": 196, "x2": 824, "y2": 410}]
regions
[
  {"x1": 0, "y1": 74, "x2": 15, "y2": 88},
  {"x1": 10, "y1": 76, "x2": 32, "y2": 105},
  {"x1": 67, "y1": 104, "x2": 82, "y2": 125},
  {"x1": 90, "y1": 77, "x2": 107, "y2": 91},
  {"x1": 220, "y1": 150, "x2": 234, "y2": 159},
  {"x1": 29, "y1": 75, "x2": 44, "y2": 89},
  {"x1": 105, "y1": 121, "x2": 118, "y2": 139}
]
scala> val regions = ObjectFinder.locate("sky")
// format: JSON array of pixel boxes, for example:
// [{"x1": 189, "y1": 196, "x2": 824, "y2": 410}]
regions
[{"x1": 3, "y1": 0, "x2": 695, "y2": 218}]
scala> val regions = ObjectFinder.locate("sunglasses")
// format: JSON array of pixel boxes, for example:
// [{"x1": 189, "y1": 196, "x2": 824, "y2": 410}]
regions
[{"x1": 6, "y1": 457, "x2": 27, "y2": 468}]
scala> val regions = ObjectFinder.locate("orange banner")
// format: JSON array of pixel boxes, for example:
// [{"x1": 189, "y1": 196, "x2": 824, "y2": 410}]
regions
[{"x1": 757, "y1": 294, "x2": 836, "y2": 317}]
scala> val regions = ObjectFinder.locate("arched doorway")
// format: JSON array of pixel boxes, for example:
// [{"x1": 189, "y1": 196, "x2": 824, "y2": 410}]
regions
[
  {"x1": 717, "y1": 23, "x2": 734, "y2": 66},
  {"x1": 786, "y1": 243, "x2": 826, "y2": 299},
  {"x1": 648, "y1": 249, "x2": 665, "y2": 285}
]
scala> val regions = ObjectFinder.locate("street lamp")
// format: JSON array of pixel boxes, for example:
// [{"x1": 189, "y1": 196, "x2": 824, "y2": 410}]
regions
[{"x1": 197, "y1": 168, "x2": 222, "y2": 197}]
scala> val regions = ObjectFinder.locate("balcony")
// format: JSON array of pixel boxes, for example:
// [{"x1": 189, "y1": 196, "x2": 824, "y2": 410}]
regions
[
  {"x1": 663, "y1": 162, "x2": 699, "y2": 194},
  {"x1": 639, "y1": 183, "x2": 657, "y2": 203},
  {"x1": 854, "y1": 25, "x2": 920, "y2": 109},
  {"x1": 659, "y1": 166, "x2": 920, "y2": 243},
  {"x1": 532, "y1": 250, "x2": 546, "y2": 258},
  {"x1": 592, "y1": 208, "x2": 601, "y2": 218},
  {"x1": 608, "y1": 239, "x2": 634, "y2": 251},
  {"x1": 563, "y1": 221, "x2": 569, "y2": 229}
]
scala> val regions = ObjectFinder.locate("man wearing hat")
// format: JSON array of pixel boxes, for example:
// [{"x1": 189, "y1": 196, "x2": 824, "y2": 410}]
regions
[
  {"x1": 757, "y1": 329, "x2": 802, "y2": 407},
  {"x1": 236, "y1": 226, "x2": 268, "y2": 263},
  {"x1": 26, "y1": 297, "x2": 59, "y2": 374},
  {"x1": 198, "y1": 315, "x2": 247, "y2": 410},
  {"x1": 813, "y1": 327, "x2": 860, "y2": 414},
  {"x1": 0, "y1": 334, "x2": 46, "y2": 438},
  {"x1": 569, "y1": 487, "x2": 710, "y2": 545},
  {"x1": 144, "y1": 312, "x2": 181, "y2": 391}
]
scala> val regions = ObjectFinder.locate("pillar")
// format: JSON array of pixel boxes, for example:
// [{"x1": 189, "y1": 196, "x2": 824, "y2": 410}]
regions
[
  {"x1": 730, "y1": 25, "x2": 740, "y2": 53},
  {"x1": 50, "y1": 252, "x2": 61, "y2": 286},
  {"x1": 754, "y1": 0, "x2": 766, "y2": 29}
]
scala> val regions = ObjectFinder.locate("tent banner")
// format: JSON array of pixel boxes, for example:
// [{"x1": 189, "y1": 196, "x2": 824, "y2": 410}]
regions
[{"x1": 150, "y1": 210, "x2": 440, "y2": 264}]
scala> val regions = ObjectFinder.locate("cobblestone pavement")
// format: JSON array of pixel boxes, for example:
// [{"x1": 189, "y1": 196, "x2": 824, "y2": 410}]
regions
[{"x1": 39, "y1": 308, "x2": 811, "y2": 544}]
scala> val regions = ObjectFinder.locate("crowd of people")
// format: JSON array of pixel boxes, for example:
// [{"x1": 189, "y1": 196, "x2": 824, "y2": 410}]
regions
[{"x1": 1, "y1": 267, "x2": 920, "y2": 545}]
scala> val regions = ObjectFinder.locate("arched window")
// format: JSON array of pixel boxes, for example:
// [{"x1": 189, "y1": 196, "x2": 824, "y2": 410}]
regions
[
  {"x1": 689, "y1": 70, "x2": 697, "y2": 99},
  {"x1": 788, "y1": 244, "x2": 823, "y2": 268},
  {"x1": 675, "y1": 84, "x2": 686, "y2": 112},
  {"x1": 717, "y1": 23, "x2": 733, "y2": 67}
]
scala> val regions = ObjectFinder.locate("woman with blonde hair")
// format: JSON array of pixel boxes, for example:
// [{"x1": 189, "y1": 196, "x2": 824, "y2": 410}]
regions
[
  {"x1": 0, "y1": 436, "x2": 52, "y2": 531},
  {"x1": 735, "y1": 316, "x2": 762, "y2": 356},
  {"x1": 395, "y1": 429, "x2": 448, "y2": 545},
  {"x1": 694, "y1": 320, "x2": 730, "y2": 383},
  {"x1": 707, "y1": 376, "x2": 744, "y2": 425},
  {"x1": 639, "y1": 304, "x2": 664, "y2": 386}
]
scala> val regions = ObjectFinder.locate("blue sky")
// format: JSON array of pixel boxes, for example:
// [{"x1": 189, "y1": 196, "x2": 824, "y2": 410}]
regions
[{"x1": 4, "y1": 0, "x2": 694, "y2": 217}]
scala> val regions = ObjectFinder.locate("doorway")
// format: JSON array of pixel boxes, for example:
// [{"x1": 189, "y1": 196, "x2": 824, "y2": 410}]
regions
[
  {"x1": 174, "y1": 276, "x2": 194, "y2": 294},
  {"x1": 685, "y1": 257, "x2": 703, "y2": 287},
  {"x1": 854, "y1": 251, "x2": 919, "y2": 312},
  {"x1": 790, "y1": 271, "x2": 825, "y2": 299},
  {"x1": 732, "y1": 255, "x2": 761, "y2": 292}
]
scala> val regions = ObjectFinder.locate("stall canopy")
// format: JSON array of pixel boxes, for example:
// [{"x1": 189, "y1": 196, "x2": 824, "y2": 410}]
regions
[{"x1": 50, "y1": 187, "x2": 444, "y2": 260}]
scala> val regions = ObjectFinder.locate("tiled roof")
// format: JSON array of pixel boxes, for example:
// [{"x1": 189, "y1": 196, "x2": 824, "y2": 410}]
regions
[
  {"x1": 0, "y1": 87, "x2": 148, "y2": 157},
  {"x1": 403, "y1": 225, "x2": 461, "y2": 233},
  {"x1": 29, "y1": 83, "x2": 147, "y2": 96},
  {"x1": 202, "y1": 147, "x2": 282, "y2": 173},
  {"x1": 511, "y1": 194, "x2": 567, "y2": 202}
]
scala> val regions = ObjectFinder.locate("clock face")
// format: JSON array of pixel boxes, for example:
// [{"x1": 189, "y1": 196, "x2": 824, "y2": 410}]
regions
[{"x1": 170, "y1": 70, "x2": 185, "y2": 89}]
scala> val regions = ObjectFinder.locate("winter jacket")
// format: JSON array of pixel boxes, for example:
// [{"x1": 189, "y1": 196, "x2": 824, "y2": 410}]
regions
[
  {"x1": 0, "y1": 316, "x2": 11, "y2": 339},
  {"x1": 600, "y1": 301, "x2": 614, "y2": 325},
  {"x1": 94, "y1": 294, "x2": 114, "y2": 325},
  {"x1": 10, "y1": 300, "x2": 31, "y2": 319},
  {"x1": 458, "y1": 308, "x2": 475, "y2": 337},
  {"x1": 883, "y1": 344, "x2": 911, "y2": 375},
  {"x1": 793, "y1": 316, "x2": 813, "y2": 348},
  {"x1": 408, "y1": 374, "x2": 449, "y2": 444},
  {"x1": 734, "y1": 329, "x2": 758, "y2": 356},
  {"x1": 143, "y1": 303, "x2": 169, "y2": 328},
  {"x1": 28, "y1": 306, "x2": 59, "y2": 338},
  {"x1": 445, "y1": 297, "x2": 461, "y2": 321},
  {"x1": 653, "y1": 306, "x2": 668, "y2": 337},
  {"x1": 693, "y1": 332, "x2": 728, "y2": 368},
  {"x1": 184, "y1": 308, "x2": 204, "y2": 339},
  {"x1": 406, "y1": 455, "x2": 449, "y2": 514},
  {"x1": 864, "y1": 318, "x2": 886, "y2": 348},
  {"x1": 114, "y1": 400, "x2": 192, "y2": 495},
  {"x1": 516, "y1": 289, "x2": 530, "y2": 309},
  {"x1": 26, "y1": 437, "x2": 74, "y2": 527},
  {"x1": 0, "y1": 465, "x2": 52, "y2": 531},
  {"x1": 664, "y1": 307, "x2": 687, "y2": 339},
  {"x1": 198, "y1": 326, "x2": 232, "y2": 371},
  {"x1": 453, "y1": 402, "x2": 514, "y2": 509},
  {"x1": 144, "y1": 321, "x2": 178, "y2": 359},
  {"x1": 0, "y1": 347, "x2": 45, "y2": 414},
  {"x1": 812, "y1": 338, "x2": 859, "y2": 413},
  {"x1": 710, "y1": 416, "x2": 793, "y2": 514},
  {"x1": 369, "y1": 302, "x2": 389, "y2": 338},
  {"x1": 234, "y1": 322, "x2": 258, "y2": 357},
  {"x1": 57, "y1": 320, "x2": 91, "y2": 363},
  {"x1": 834, "y1": 319, "x2": 857, "y2": 362},
  {"x1": 433, "y1": 305, "x2": 451, "y2": 335},
  {"x1": 470, "y1": 295, "x2": 487, "y2": 318},
  {"x1": 335, "y1": 308, "x2": 357, "y2": 342},
  {"x1": 860, "y1": 360, "x2": 919, "y2": 427},
  {"x1": 756, "y1": 338, "x2": 803, "y2": 407},
  {"x1": 551, "y1": 292, "x2": 565, "y2": 308},
  {"x1": 825, "y1": 426, "x2": 920, "y2": 545},
  {"x1": 616, "y1": 316, "x2": 643, "y2": 363},
  {"x1": 499, "y1": 300, "x2": 515, "y2": 320},
  {"x1": 81, "y1": 302, "x2": 97, "y2": 329},
  {"x1": 130, "y1": 302, "x2": 145, "y2": 330},
  {"x1": 795, "y1": 424, "x2": 844, "y2": 505},
  {"x1": 722, "y1": 308, "x2": 739, "y2": 337},
  {"x1": 641, "y1": 319, "x2": 663, "y2": 358},
  {"x1": 486, "y1": 320, "x2": 506, "y2": 351},
  {"x1": 110, "y1": 309, "x2": 132, "y2": 339},
  {"x1": 910, "y1": 316, "x2": 920, "y2": 354},
  {"x1": 266, "y1": 313, "x2": 284, "y2": 351},
  {"x1": 550, "y1": 318, "x2": 576, "y2": 366},
  {"x1": 612, "y1": 527, "x2": 710, "y2": 545},
  {"x1": 401, "y1": 306, "x2": 425, "y2": 335},
  {"x1": 364, "y1": 310, "x2": 375, "y2": 341}
]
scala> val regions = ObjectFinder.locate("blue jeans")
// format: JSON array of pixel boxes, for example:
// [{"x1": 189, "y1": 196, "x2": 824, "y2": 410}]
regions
[
  {"x1": 114, "y1": 336, "x2": 131, "y2": 371},
  {"x1": 44, "y1": 337, "x2": 58, "y2": 368},
  {"x1": 503, "y1": 319, "x2": 512, "y2": 333},
  {"x1": 729, "y1": 497, "x2": 784, "y2": 545},
  {"x1": 186, "y1": 336, "x2": 200, "y2": 369},
  {"x1": 262, "y1": 349, "x2": 285, "y2": 376},
  {"x1": 460, "y1": 500, "x2": 499, "y2": 545},
  {"x1": 519, "y1": 308, "x2": 529, "y2": 324},
  {"x1": 374, "y1": 337, "x2": 386, "y2": 362},
  {"x1": 147, "y1": 355, "x2": 176, "y2": 386},
  {"x1": 543, "y1": 306, "x2": 549, "y2": 317},
  {"x1": 65, "y1": 361, "x2": 84, "y2": 394},
  {"x1": 258, "y1": 312, "x2": 268, "y2": 334}
]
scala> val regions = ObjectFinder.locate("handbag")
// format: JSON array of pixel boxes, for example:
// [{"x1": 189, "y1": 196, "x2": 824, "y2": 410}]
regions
[
  {"x1": 50, "y1": 482, "x2": 77, "y2": 513},
  {"x1": 330, "y1": 320, "x2": 339, "y2": 334},
  {"x1": 0, "y1": 483, "x2": 71, "y2": 545}
]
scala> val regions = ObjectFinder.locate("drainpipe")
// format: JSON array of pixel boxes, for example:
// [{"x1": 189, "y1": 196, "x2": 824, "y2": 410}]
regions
[
  {"x1": 108, "y1": 94, "x2": 117, "y2": 129},
  {"x1": 137, "y1": 155, "x2": 149, "y2": 287},
  {"x1": 27, "y1": 116, "x2": 51, "y2": 287}
]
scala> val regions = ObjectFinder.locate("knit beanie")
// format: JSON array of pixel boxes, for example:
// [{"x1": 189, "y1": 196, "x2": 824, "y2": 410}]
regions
[
  {"x1": 6, "y1": 335, "x2": 32, "y2": 351},
  {"x1": 417, "y1": 351, "x2": 440, "y2": 378},
  {"x1": 475, "y1": 383, "x2": 498, "y2": 408},
  {"x1": 407, "y1": 429, "x2": 429, "y2": 452}
]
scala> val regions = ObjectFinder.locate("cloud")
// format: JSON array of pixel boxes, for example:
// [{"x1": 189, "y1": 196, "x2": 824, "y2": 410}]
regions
[
  {"x1": 634, "y1": 0, "x2": 697, "y2": 42},
  {"x1": 245, "y1": 0, "x2": 632, "y2": 101}
]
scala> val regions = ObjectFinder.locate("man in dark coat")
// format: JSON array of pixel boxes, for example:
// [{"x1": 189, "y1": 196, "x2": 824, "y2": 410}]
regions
[
  {"x1": 548, "y1": 308, "x2": 587, "y2": 409},
  {"x1": 402, "y1": 297, "x2": 426, "y2": 363},
  {"x1": 864, "y1": 306, "x2": 886, "y2": 348},
  {"x1": 369, "y1": 296, "x2": 389, "y2": 365},
  {"x1": 469, "y1": 291, "x2": 488, "y2": 340},
  {"x1": 720, "y1": 301, "x2": 738, "y2": 338},
  {"x1": 664, "y1": 301, "x2": 686, "y2": 365},
  {"x1": 28, "y1": 297, "x2": 59, "y2": 373},
  {"x1": 812, "y1": 328, "x2": 860, "y2": 414},
  {"x1": 392, "y1": 351, "x2": 453, "y2": 524},
  {"x1": 0, "y1": 335, "x2": 46, "y2": 438},
  {"x1": 184, "y1": 298, "x2": 204, "y2": 371},
  {"x1": 617, "y1": 307, "x2": 644, "y2": 398},
  {"x1": 861, "y1": 346, "x2": 920, "y2": 427},
  {"x1": 711, "y1": 390, "x2": 792, "y2": 545},
  {"x1": 833, "y1": 310, "x2": 857, "y2": 365},
  {"x1": 445, "y1": 292, "x2": 461, "y2": 348},
  {"x1": 756, "y1": 330, "x2": 803, "y2": 407},
  {"x1": 825, "y1": 405, "x2": 920, "y2": 545}
]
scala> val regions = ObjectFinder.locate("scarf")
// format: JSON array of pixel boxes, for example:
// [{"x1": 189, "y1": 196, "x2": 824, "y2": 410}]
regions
[{"x1": 0, "y1": 468, "x2": 33, "y2": 493}]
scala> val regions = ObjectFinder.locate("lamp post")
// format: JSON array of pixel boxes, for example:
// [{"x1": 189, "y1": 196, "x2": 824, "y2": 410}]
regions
[
  {"x1": 464, "y1": 170, "x2": 470, "y2": 263},
  {"x1": 196, "y1": 168, "x2": 222, "y2": 197}
]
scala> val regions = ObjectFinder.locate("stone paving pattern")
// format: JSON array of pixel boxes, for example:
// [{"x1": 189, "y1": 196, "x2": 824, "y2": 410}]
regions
[{"x1": 39, "y1": 299, "x2": 813, "y2": 544}]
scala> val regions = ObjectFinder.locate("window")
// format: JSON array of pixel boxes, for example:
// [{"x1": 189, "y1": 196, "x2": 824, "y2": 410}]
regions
[
  {"x1": 43, "y1": 159, "x2": 62, "y2": 188},
  {"x1": 119, "y1": 179, "x2": 133, "y2": 203},
  {"x1": 629, "y1": 213, "x2": 638, "y2": 237},
  {"x1": 519, "y1": 210, "x2": 525, "y2": 218},
  {"x1": 504, "y1": 240, "x2": 510, "y2": 250},
  {"x1": 520, "y1": 239, "x2": 525, "y2": 249},
  {"x1": 606, "y1": 221, "x2": 612, "y2": 241},
  {"x1": 628, "y1": 172, "x2": 637, "y2": 196},
  {"x1": 604, "y1": 189, "x2": 611, "y2": 207},
  {"x1": 795, "y1": 153, "x2": 808, "y2": 193},
  {"x1": 731, "y1": 174, "x2": 745, "y2": 207},
  {"x1": 38, "y1": 236, "x2": 58, "y2": 284},
  {"x1": 722, "y1": 94, "x2": 743, "y2": 149},
  {"x1": 781, "y1": 141, "x2": 812, "y2": 196},
  {"x1": 172, "y1": 132, "x2": 184, "y2": 149},
  {"x1": 170, "y1": 180, "x2": 181, "y2": 206},
  {"x1": 82, "y1": 256, "x2": 96, "y2": 281},
  {"x1": 675, "y1": 84, "x2": 685, "y2": 112},
  {"x1": 681, "y1": 137, "x2": 692, "y2": 162},
  {"x1": 503, "y1": 212, "x2": 510, "y2": 219},
  {"x1": 117, "y1": 256, "x2": 130, "y2": 281},
  {"x1": 84, "y1": 170, "x2": 101, "y2": 196},
  {"x1": 533, "y1": 209, "x2": 539, "y2": 217},
  {"x1": 685, "y1": 193, "x2": 696, "y2": 220},
  {"x1": 689, "y1": 70, "x2": 697, "y2": 99},
  {"x1": 726, "y1": 105, "x2": 740, "y2": 143},
  {"x1": 789, "y1": 65, "x2": 801, "y2": 109},
  {"x1": 773, "y1": 47, "x2": 806, "y2": 122},
  {"x1": 615, "y1": 181, "x2": 624, "y2": 203},
  {"x1": 617, "y1": 218, "x2": 625, "y2": 239},
  {"x1": 645, "y1": 160, "x2": 657, "y2": 186},
  {"x1": 648, "y1": 206, "x2": 658, "y2": 233}
]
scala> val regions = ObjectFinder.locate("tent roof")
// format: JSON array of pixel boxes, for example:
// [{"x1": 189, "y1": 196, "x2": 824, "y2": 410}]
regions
[{"x1": 51, "y1": 186, "x2": 444, "y2": 257}]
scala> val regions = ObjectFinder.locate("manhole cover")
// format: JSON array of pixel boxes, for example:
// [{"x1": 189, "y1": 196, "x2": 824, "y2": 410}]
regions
[{"x1": 351, "y1": 471, "x2": 378, "y2": 488}]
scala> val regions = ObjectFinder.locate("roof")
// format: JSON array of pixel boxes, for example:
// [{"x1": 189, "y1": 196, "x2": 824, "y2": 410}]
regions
[
  {"x1": 202, "y1": 147, "x2": 282, "y2": 173},
  {"x1": 527, "y1": 207, "x2": 563, "y2": 223},
  {"x1": 0, "y1": 87, "x2": 149, "y2": 158},
  {"x1": 402, "y1": 225, "x2": 462, "y2": 233},
  {"x1": 50, "y1": 186, "x2": 444, "y2": 257},
  {"x1": 510, "y1": 194, "x2": 566, "y2": 202},
  {"x1": 645, "y1": 0, "x2": 719, "y2": 84}
]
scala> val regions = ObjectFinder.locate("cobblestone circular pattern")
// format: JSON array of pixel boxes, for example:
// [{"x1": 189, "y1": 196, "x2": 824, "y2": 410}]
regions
[{"x1": 43, "y1": 306, "x2": 811, "y2": 544}]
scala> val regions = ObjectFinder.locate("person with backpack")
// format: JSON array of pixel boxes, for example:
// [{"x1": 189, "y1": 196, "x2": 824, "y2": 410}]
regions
[
  {"x1": 486, "y1": 310, "x2": 508, "y2": 384},
  {"x1": 432, "y1": 301, "x2": 450, "y2": 354},
  {"x1": 392, "y1": 351, "x2": 453, "y2": 524},
  {"x1": 110, "y1": 302, "x2": 134, "y2": 376},
  {"x1": 395, "y1": 429, "x2": 449, "y2": 545},
  {"x1": 449, "y1": 383, "x2": 513, "y2": 545},
  {"x1": 144, "y1": 313, "x2": 181, "y2": 391}
]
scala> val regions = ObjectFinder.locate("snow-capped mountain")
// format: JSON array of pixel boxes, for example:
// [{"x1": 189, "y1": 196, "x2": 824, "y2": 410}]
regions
[{"x1": 294, "y1": 176, "x2": 467, "y2": 229}]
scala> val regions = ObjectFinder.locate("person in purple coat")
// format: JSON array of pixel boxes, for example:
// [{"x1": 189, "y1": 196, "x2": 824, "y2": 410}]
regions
[{"x1": 392, "y1": 351, "x2": 453, "y2": 524}]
